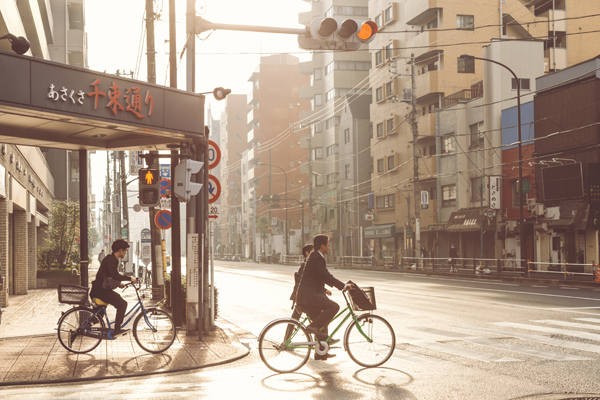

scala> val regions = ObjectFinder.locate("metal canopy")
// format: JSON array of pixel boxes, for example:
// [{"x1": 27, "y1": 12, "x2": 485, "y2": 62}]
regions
[{"x1": 0, "y1": 50, "x2": 205, "y2": 151}]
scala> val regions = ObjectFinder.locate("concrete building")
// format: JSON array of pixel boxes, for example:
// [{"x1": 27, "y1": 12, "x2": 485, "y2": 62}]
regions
[
  {"x1": 298, "y1": 0, "x2": 372, "y2": 261},
  {"x1": 245, "y1": 54, "x2": 310, "y2": 259},
  {"x1": 218, "y1": 94, "x2": 248, "y2": 258},
  {"x1": 367, "y1": 0, "x2": 600, "y2": 265},
  {"x1": 0, "y1": 0, "x2": 88, "y2": 305}
]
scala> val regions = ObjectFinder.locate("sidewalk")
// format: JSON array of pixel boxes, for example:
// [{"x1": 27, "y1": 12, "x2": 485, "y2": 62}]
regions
[{"x1": 0, "y1": 259, "x2": 249, "y2": 386}]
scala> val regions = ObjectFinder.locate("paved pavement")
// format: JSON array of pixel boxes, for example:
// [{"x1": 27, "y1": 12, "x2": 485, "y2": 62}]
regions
[{"x1": 0, "y1": 258, "x2": 249, "y2": 386}]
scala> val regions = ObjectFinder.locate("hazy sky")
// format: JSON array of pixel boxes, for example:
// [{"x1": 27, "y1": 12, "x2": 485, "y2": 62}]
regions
[{"x1": 85, "y1": 0, "x2": 311, "y2": 211}]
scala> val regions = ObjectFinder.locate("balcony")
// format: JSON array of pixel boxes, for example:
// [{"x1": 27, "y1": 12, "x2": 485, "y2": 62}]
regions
[
  {"x1": 417, "y1": 112, "x2": 436, "y2": 137},
  {"x1": 67, "y1": 29, "x2": 86, "y2": 54},
  {"x1": 415, "y1": 70, "x2": 443, "y2": 102},
  {"x1": 247, "y1": 128, "x2": 259, "y2": 145},
  {"x1": 248, "y1": 88, "x2": 259, "y2": 106},
  {"x1": 441, "y1": 81, "x2": 483, "y2": 108},
  {"x1": 418, "y1": 156, "x2": 437, "y2": 180},
  {"x1": 299, "y1": 85, "x2": 314, "y2": 100},
  {"x1": 405, "y1": 0, "x2": 441, "y2": 26},
  {"x1": 406, "y1": 30, "x2": 440, "y2": 61},
  {"x1": 299, "y1": 60, "x2": 314, "y2": 75}
]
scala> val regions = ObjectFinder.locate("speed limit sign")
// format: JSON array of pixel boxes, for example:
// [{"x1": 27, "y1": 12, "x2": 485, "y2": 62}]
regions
[{"x1": 209, "y1": 204, "x2": 221, "y2": 221}]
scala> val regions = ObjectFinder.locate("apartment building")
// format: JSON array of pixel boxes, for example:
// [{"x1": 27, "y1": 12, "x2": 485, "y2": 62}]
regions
[
  {"x1": 245, "y1": 54, "x2": 310, "y2": 259},
  {"x1": 298, "y1": 0, "x2": 372, "y2": 261},
  {"x1": 367, "y1": 0, "x2": 600, "y2": 264},
  {"x1": 218, "y1": 94, "x2": 248, "y2": 258}
]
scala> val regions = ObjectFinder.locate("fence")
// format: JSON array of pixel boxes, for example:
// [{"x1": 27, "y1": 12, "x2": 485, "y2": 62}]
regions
[
  {"x1": 527, "y1": 261, "x2": 596, "y2": 281},
  {"x1": 401, "y1": 256, "x2": 525, "y2": 275},
  {"x1": 341, "y1": 256, "x2": 375, "y2": 268},
  {"x1": 282, "y1": 254, "x2": 303, "y2": 265}
]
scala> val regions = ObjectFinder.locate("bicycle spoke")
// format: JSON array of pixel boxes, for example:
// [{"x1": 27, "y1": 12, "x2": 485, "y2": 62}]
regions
[
  {"x1": 345, "y1": 314, "x2": 395, "y2": 368},
  {"x1": 258, "y1": 319, "x2": 312, "y2": 373}
]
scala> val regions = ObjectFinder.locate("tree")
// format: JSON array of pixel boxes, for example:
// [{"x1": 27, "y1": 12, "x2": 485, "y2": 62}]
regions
[
  {"x1": 39, "y1": 200, "x2": 80, "y2": 269},
  {"x1": 256, "y1": 215, "x2": 270, "y2": 255}
]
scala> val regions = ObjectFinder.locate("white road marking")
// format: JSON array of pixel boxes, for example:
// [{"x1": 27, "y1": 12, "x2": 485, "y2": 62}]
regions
[
  {"x1": 492, "y1": 322, "x2": 600, "y2": 341},
  {"x1": 408, "y1": 326, "x2": 589, "y2": 361},
  {"x1": 535, "y1": 319, "x2": 600, "y2": 331}
]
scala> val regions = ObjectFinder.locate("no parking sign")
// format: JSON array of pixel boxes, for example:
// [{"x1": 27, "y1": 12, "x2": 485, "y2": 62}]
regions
[{"x1": 155, "y1": 210, "x2": 172, "y2": 230}]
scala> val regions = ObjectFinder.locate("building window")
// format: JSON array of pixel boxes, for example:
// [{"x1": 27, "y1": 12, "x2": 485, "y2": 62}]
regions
[
  {"x1": 376, "y1": 194, "x2": 396, "y2": 209},
  {"x1": 377, "y1": 122, "x2": 384, "y2": 138},
  {"x1": 384, "y1": 6, "x2": 394, "y2": 24},
  {"x1": 386, "y1": 118, "x2": 395, "y2": 134},
  {"x1": 457, "y1": 14, "x2": 474, "y2": 30},
  {"x1": 471, "y1": 176, "x2": 484, "y2": 202},
  {"x1": 442, "y1": 184, "x2": 457, "y2": 207},
  {"x1": 325, "y1": 62, "x2": 334, "y2": 75},
  {"x1": 315, "y1": 174, "x2": 323, "y2": 187},
  {"x1": 370, "y1": 156, "x2": 374, "y2": 174},
  {"x1": 325, "y1": 116, "x2": 340, "y2": 129},
  {"x1": 385, "y1": 43, "x2": 393, "y2": 60},
  {"x1": 375, "y1": 14, "x2": 382, "y2": 29},
  {"x1": 376, "y1": 86, "x2": 384, "y2": 102},
  {"x1": 344, "y1": 128, "x2": 350, "y2": 144},
  {"x1": 375, "y1": 50, "x2": 383, "y2": 66},
  {"x1": 345, "y1": 164, "x2": 351, "y2": 179},
  {"x1": 369, "y1": 123, "x2": 373, "y2": 138},
  {"x1": 326, "y1": 144, "x2": 339, "y2": 156},
  {"x1": 387, "y1": 155, "x2": 395, "y2": 170},
  {"x1": 442, "y1": 134, "x2": 456, "y2": 154},
  {"x1": 458, "y1": 56, "x2": 475, "y2": 73},
  {"x1": 314, "y1": 147, "x2": 323, "y2": 159},
  {"x1": 470, "y1": 121, "x2": 484, "y2": 146},
  {"x1": 511, "y1": 78, "x2": 530, "y2": 90},
  {"x1": 314, "y1": 68, "x2": 322, "y2": 80},
  {"x1": 428, "y1": 61, "x2": 438, "y2": 71},
  {"x1": 326, "y1": 172, "x2": 339, "y2": 184},
  {"x1": 314, "y1": 94, "x2": 322, "y2": 106},
  {"x1": 377, "y1": 158, "x2": 384, "y2": 174},
  {"x1": 385, "y1": 80, "x2": 394, "y2": 98}
]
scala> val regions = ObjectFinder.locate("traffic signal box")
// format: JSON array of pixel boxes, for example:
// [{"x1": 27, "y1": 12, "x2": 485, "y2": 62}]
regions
[
  {"x1": 173, "y1": 159, "x2": 204, "y2": 203},
  {"x1": 138, "y1": 168, "x2": 160, "y2": 207},
  {"x1": 299, "y1": 17, "x2": 378, "y2": 51}
]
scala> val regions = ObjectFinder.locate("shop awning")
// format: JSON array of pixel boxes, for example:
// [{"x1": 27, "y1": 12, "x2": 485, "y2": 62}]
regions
[
  {"x1": 446, "y1": 209, "x2": 480, "y2": 232},
  {"x1": 546, "y1": 203, "x2": 589, "y2": 230},
  {"x1": 364, "y1": 224, "x2": 396, "y2": 238}
]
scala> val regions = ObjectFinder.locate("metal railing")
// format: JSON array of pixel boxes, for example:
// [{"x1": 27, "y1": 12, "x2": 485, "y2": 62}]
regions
[
  {"x1": 527, "y1": 261, "x2": 596, "y2": 281},
  {"x1": 401, "y1": 256, "x2": 527, "y2": 275},
  {"x1": 282, "y1": 254, "x2": 303, "y2": 265},
  {"x1": 341, "y1": 256, "x2": 375, "y2": 268}
]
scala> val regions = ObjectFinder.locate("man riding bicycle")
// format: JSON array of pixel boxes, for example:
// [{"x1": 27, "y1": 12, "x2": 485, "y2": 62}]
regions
[{"x1": 295, "y1": 234, "x2": 351, "y2": 360}]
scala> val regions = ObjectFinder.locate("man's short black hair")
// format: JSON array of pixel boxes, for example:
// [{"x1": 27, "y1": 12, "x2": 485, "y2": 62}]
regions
[
  {"x1": 313, "y1": 234, "x2": 329, "y2": 252},
  {"x1": 302, "y1": 244, "x2": 313, "y2": 257},
  {"x1": 112, "y1": 239, "x2": 130, "y2": 253}
]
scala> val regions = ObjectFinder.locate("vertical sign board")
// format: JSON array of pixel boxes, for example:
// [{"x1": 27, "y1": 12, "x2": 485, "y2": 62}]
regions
[
  {"x1": 160, "y1": 164, "x2": 171, "y2": 180},
  {"x1": 187, "y1": 233, "x2": 199, "y2": 303},
  {"x1": 141, "y1": 228, "x2": 151, "y2": 266},
  {"x1": 129, "y1": 151, "x2": 144, "y2": 174},
  {"x1": 421, "y1": 190, "x2": 429, "y2": 209},
  {"x1": 489, "y1": 176, "x2": 501, "y2": 209}
]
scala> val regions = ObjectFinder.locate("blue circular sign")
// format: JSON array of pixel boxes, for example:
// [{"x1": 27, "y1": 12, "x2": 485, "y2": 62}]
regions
[
  {"x1": 159, "y1": 178, "x2": 171, "y2": 198},
  {"x1": 155, "y1": 210, "x2": 172, "y2": 230}
]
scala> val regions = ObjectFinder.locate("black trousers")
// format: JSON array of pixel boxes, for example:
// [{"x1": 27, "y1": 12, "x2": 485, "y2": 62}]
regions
[
  {"x1": 90, "y1": 288, "x2": 128, "y2": 330},
  {"x1": 300, "y1": 298, "x2": 340, "y2": 337}
]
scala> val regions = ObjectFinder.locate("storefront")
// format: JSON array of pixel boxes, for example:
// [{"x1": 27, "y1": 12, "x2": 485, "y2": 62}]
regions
[
  {"x1": 364, "y1": 224, "x2": 396, "y2": 265},
  {"x1": 446, "y1": 208, "x2": 496, "y2": 259}
]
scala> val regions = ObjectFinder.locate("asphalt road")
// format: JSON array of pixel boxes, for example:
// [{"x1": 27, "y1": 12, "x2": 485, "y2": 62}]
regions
[{"x1": 3, "y1": 260, "x2": 600, "y2": 399}]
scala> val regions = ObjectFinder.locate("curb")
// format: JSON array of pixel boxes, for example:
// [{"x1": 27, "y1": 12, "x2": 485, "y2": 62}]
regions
[{"x1": 0, "y1": 321, "x2": 250, "y2": 387}]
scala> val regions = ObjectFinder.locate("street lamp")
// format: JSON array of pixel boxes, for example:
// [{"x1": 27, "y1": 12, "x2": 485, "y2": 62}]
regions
[
  {"x1": 258, "y1": 162, "x2": 289, "y2": 255},
  {"x1": 459, "y1": 54, "x2": 526, "y2": 273},
  {"x1": 0, "y1": 33, "x2": 30, "y2": 55}
]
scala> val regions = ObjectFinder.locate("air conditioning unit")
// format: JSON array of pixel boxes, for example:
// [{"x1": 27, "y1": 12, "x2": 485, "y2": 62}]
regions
[
  {"x1": 506, "y1": 220, "x2": 517, "y2": 232},
  {"x1": 532, "y1": 203, "x2": 546, "y2": 217}
]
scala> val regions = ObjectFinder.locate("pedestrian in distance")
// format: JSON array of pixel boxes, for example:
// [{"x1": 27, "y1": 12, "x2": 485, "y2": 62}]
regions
[
  {"x1": 98, "y1": 249, "x2": 105, "y2": 264},
  {"x1": 90, "y1": 239, "x2": 138, "y2": 337},
  {"x1": 296, "y1": 234, "x2": 352, "y2": 361},
  {"x1": 449, "y1": 242, "x2": 459, "y2": 272}
]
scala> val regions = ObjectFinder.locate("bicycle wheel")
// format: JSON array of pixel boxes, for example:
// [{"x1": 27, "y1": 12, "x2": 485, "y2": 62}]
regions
[
  {"x1": 133, "y1": 308, "x2": 176, "y2": 353},
  {"x1": 344, "y1": 313, "x2": 395, "y2": 368},
  {"x1": 57, "y1": 307, "x2": 105, "y2": 353},
  {"x1": 258, "y1": 318, "x2": 312, "y2": 373}
]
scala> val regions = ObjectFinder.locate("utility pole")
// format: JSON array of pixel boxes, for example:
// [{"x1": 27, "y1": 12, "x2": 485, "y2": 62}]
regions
[
  {"x1": 409, "y1": 54, "x2": 420, "y2": 258},
  {"x1": 145, "y1": 0, "x2": 156, "y2": 84},
  {"x1": 119, "y1": 151, "x2": 129, "y2": 270}
]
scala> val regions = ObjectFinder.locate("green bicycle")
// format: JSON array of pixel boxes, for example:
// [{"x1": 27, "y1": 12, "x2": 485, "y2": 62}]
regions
[
  {"x1": 56, "y1": 283, "x2": 176, "y2": 354},
  {"x1": 258, "y1": 282, "x2": 396, "y2": 373}
]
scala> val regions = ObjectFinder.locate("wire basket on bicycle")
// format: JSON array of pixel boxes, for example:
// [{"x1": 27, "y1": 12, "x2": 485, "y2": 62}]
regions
[
  {"x1": 57, "y1": 284, "x2": 89, "y2": 304},
  {"x1": 347, "y1": 285, "x2": 376, "y2": 311}
]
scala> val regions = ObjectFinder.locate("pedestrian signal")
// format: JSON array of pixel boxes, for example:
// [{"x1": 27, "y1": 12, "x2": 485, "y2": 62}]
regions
[{"x1": 138, "y1": 168, "x2": 160, "y2": 207}]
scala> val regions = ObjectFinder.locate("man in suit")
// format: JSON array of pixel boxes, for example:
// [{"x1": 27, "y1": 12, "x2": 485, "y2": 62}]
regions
[{"x1": 296, "y1": 234, "x2": 350, "y2": 360}]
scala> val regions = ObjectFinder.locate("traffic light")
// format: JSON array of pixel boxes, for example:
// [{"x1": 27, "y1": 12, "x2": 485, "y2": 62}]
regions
[
  {"x1": 299, "y1": 18, "x2": 378, "y2": 51},
  {"x1": 173, "y1": 159, "x2": 204, "y2": 203},
  {"x1": 138, "y1": 168, "x2": 160, "y2": 207}
]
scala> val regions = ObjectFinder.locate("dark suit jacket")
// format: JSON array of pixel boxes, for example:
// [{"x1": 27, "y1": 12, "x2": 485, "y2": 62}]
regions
[{"x1": 296, "y1": 251, "x2": 344, "y2": 308}]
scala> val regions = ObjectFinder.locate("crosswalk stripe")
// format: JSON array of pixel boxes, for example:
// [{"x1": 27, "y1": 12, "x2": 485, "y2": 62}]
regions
[
  {"x1": 534, "y1": 319, "x2": 600, "y2": 331},
  {"x1": 573, "y1": 318, "x2": 600, "y2": 324},
  {"x1": 492, "y1": 322, "x2": 600, "y2": 342},
  {"x1": 396, "y1": 334, "x2": 521, "y2": 362},
  {"x1": 451, "y1": 324, "x2": 599, "y2": 356},
  {"x1": 409, "y1": 326, "x2": 589, "y2": 361},
  {"x1": 392, "y1": 348, "x2": 446, "y2": 363}
]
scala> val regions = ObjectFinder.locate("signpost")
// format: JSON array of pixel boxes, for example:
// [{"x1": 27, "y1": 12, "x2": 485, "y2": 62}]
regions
[
  {"x1": 208, "y1": 140, "x2": 221, "y2": 170},
  {"x1": 208, "y1": 174, "x2": 221, "y2": 204},
  {"x1": 141, "y1": 228, "x2": 151, "y2": 266},
  {"x1": 208, "y1": 204, "x2": 221, "y2": 221},
  {"x1": 155, "y1": 210, "x2": 172, "y2": 230},
  {"x1": 159, "y1": 178, "x2": 171, "y2": 198}
]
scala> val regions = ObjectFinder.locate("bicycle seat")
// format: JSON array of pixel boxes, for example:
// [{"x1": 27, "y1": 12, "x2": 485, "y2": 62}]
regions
[{"x1": 92, "y1": 298, "x2": 108, "y2": 306}]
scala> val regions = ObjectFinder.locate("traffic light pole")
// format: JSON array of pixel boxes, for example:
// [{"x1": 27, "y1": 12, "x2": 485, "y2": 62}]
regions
[{"x1": 196, "y1": 17, "x2": 307, "y2": 36}]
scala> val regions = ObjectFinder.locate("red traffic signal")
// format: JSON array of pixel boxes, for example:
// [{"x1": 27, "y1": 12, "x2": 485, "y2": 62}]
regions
[{"x1": 302, "y1": 18, "x2": 378, "y2": 51}]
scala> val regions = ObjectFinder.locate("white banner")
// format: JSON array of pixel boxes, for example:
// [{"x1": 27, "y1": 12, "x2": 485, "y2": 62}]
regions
[
  {"x1": 186, "y1": 233, "x2": 199, "y2": 303},
  {"x1": 129, "y1": 151, "x2": 143, "y2": 174}
]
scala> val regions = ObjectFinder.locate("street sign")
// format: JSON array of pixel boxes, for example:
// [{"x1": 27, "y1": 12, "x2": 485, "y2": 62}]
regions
[
  {"x1": 208, "y1": 174, "x2": 221, "y2": 204},
  {"x1": 160, "y1": 198, "x2": 171, "y2": 209},
  {"x1": 421, "y1": 190, "x2": 429, "y2": 209},
  {"x1": 208, "y1": 140, "x2": 221, "y2": 170},
  {"x1": 209, "y1": 204, "x2": 221, "y2": 221},
  {"x1": 155, "y1": 210, "x2": 172, "y2": 230},
  {"x1": 484, "y1": 208, "x2": 496, "y2": 218},
  {"x1": 141, "y1": 228, "x2": 151, "y2": 266},
  {"x1": 490, "y1": 175, "x2": 501, "y2": 209},
  {"x1": 129, "y1": 151, "x2": 144, "y2": 174},
  {"x1": 142, "y1": 206, "x2": 149, "y2": 212},
  {"x1": 133, "y1": 204, "x2": 142, "y2": 212},
  {"x1": 159, "y1": 178, "x2": 171, "y2": 198},
  {"x1": 364, "y1": 212, "x2": 374, "y2": 221},
  {"x1": 160, "y1": 164, "x2": 171, "y2": 179},
  {"x1": 104, "y1": 234, "x2": 108, "y2": 240}
]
